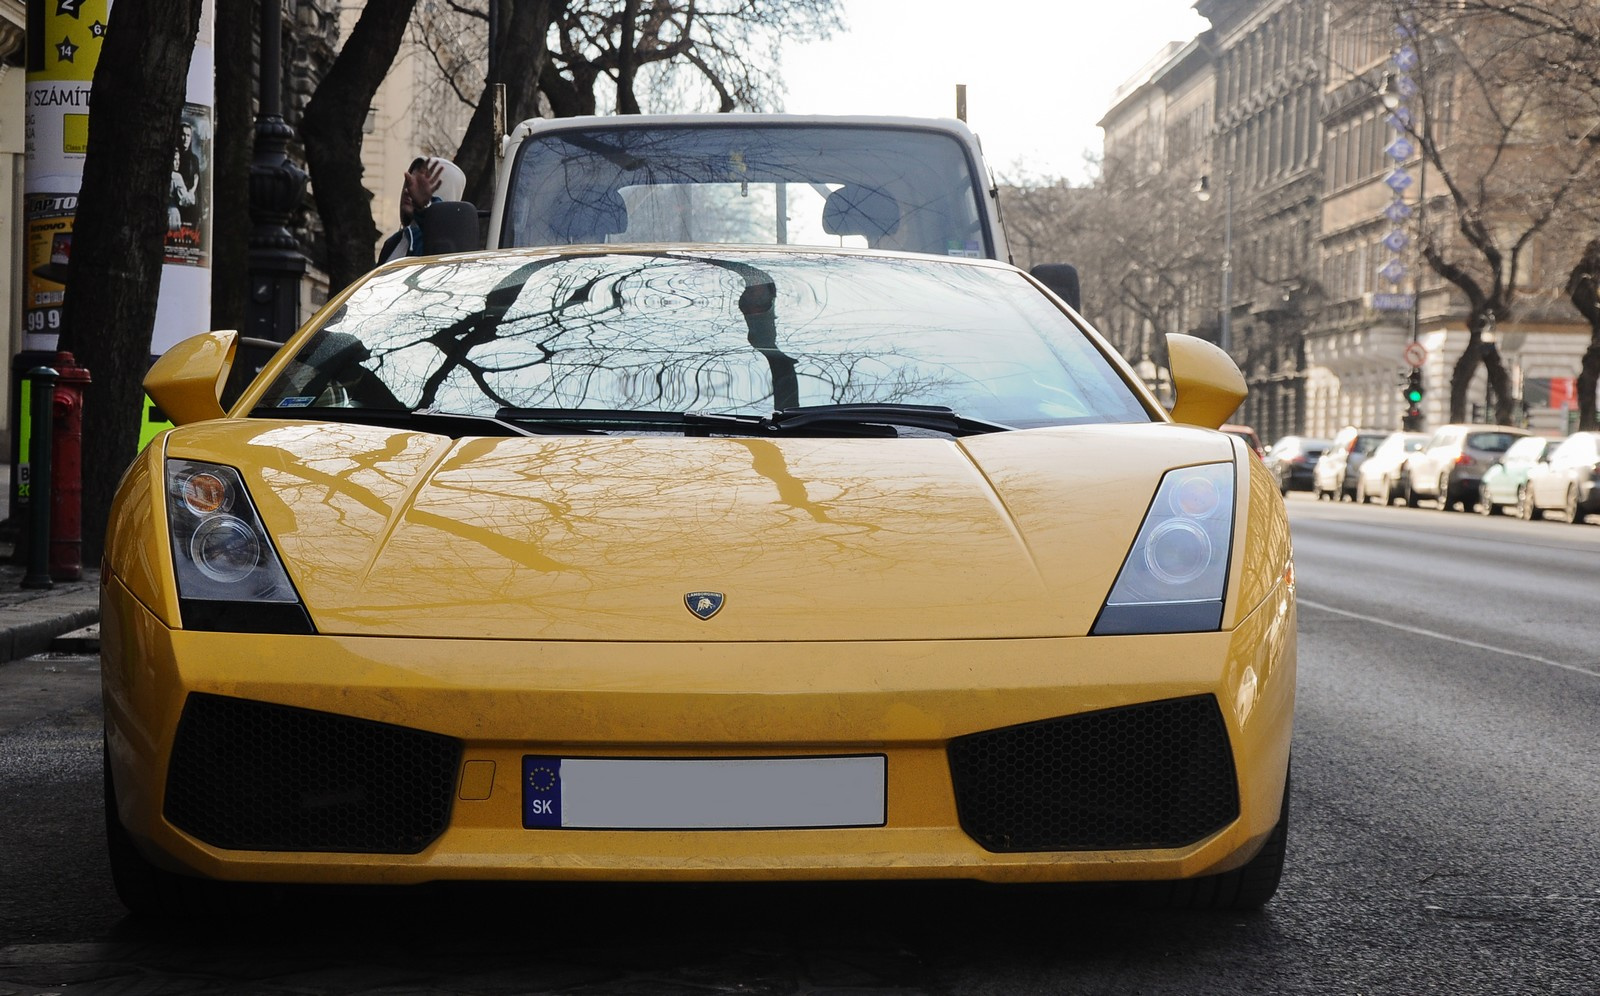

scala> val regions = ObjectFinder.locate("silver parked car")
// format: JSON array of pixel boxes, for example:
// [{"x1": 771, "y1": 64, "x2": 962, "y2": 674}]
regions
[
  {"x1": 1355, "y1": 431, "x2": 1428, "y2": 505},
  {"x1": 1313, "y1": 427, "x2": 1390, "y2": 501},
  {"x1": 1405, "y1": 424, "x2": 1530, "y2": 511},
  {"x1": 1523, "y1": 431, "x2": 1600, "y2": 523}
]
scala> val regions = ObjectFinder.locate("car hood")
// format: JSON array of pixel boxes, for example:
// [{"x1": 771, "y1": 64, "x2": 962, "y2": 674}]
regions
[{"x1": 157, "y1": 420, "x2": 1239, "y2": 641}]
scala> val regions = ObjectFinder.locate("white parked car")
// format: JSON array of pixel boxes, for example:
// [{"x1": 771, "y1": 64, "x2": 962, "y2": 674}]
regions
[{"x1": 1354, "y1": 431, "x2": 1427, "y2": 504}]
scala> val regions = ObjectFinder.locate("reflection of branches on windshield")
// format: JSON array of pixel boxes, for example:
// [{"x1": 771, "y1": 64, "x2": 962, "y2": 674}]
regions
[{"x1": 313, "y1": 254, "x2": 996, "y2": 418}]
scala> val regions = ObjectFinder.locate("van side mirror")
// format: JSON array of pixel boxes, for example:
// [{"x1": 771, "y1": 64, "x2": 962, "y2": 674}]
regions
[{"x1": 1030, "y1": 263, "x2": 1081, "y2": 312}]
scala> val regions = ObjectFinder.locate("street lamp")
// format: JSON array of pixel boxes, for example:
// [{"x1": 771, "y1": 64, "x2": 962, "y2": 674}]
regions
[
  {"x1": 1194, "y1": 173, "x2": 1233, "y2": 354},
  {"x1": 1378, "y1": 71, "x2": 1401, "y2": 111}
]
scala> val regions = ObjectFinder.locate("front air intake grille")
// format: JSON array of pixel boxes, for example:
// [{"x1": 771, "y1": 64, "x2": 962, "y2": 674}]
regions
[
  {"x1": 948, "y1": 695, "x2": 1239, "y2": 852},
  {"x1": 164, "y1": 693, "x2": 461, "y2": 853}
]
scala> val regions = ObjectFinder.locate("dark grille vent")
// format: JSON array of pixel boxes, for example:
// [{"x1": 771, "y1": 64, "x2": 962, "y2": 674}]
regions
[
  {"x1": 948, "y1": 695, "x2": 1238, "y2": 852},
  {"x1": 165, "y1": 693, "x2": 461, "y2": 854}
]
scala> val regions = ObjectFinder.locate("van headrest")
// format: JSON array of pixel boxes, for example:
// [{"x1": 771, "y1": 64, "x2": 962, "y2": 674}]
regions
[{"x1": 822, "y1": 184, "x2": 900, "y2": 240}]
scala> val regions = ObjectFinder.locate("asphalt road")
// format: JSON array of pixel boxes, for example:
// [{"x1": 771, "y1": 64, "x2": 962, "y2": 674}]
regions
[{"x1": 1, "y1": 493, "x2": 1597, "y2": 994}]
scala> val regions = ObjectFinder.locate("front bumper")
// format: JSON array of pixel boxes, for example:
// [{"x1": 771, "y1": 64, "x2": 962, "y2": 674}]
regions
[{"x1": 102, "y1": 574, "x2": 1295, "y2": 886}]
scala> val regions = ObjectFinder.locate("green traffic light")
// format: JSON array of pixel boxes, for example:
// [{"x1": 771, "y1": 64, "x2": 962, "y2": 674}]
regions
[{"x1": 1405, "y1": 387, "x2": 1423, "y2": 404}]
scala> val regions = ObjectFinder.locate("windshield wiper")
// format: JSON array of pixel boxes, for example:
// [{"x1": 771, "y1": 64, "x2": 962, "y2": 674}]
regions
[
  {"x1": 767, "y1": 404, "x2": 1013, "y2": 436},
  {"x1": 492, "y1": 404, "x2": 1012, "y2": 437},
  {"x1": 252, "y1": 406, "x2": 542, "y2": 437},
  {"x1": 495, "y1": 407, "x2": 766, "y2": 434}
]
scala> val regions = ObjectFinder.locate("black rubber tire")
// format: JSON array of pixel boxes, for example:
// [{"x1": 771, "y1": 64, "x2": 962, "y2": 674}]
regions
[
  {"x1": 1147, "y1": 768, "x2": 1290, "y2": 912},
  {"x1": 1436, "y1": 475, "x2": 1454, "y2": 511},
  {"x1": 104, "y1": 744, "x2": 256, "y2": 918},
  {"x1": 1478, "y1": 482, "x2": 1499, "y2": 516},
  {"x1": 1568, "y1": 487, "x2": 1587, "y2": 524},
  {"x1": 1519, "y1": 485, "x2": 1543, "y2": 521},
  {"x1": 1404, "y1": 477, "x2": 1421, "y2": 508}
]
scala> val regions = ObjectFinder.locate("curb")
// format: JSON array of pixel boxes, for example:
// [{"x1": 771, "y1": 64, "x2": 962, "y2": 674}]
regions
[{"x1": 0, "y1": 568, "x2": 101, "y2": 664}]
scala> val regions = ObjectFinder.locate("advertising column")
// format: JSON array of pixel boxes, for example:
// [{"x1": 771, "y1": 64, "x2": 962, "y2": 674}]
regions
[
  {"x1": 15, "y1": 0, "x2": 107, "y2": 524},
  {"x1": 23, "y1": 0, "x2": 106, "y2": 352},
  {"x1": 16, "y1": 0, "x2": 214, "y2": 508}
]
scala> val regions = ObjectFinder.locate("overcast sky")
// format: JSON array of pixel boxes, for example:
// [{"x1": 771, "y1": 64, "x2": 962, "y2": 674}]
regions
[{"x1": 779, "y1": 0, "x2": 1210, "y2": 183}]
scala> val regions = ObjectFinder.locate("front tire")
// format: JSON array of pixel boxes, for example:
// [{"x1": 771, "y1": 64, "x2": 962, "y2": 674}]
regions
[
  {"x1": 1150, "y1": 768, "x2": 1290, "y2": 912},
  {"x1": 1478, "y1": 482, "x2": 1500, "y2": 516},
  {"x1": 1436, "y1": 474, "x2": 1454, "y2": 511},
  {"x1": 1567, "y1": 486, "x2": 1587, "y2": 524},
  {"x1": 105, "y1": 744, "x2": 249, "y2": 918},
  {"x1": 1404, "y1": 476, "x2": 1421, "y2": 508},
  {"x1": 1518, "y1": 485, "x2": 1543, "y2": 521}
]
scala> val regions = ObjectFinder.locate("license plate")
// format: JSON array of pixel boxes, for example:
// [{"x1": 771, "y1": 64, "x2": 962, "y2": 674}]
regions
[{"x1": 522, "y1": 755, "x2": 886, "y2": 830}]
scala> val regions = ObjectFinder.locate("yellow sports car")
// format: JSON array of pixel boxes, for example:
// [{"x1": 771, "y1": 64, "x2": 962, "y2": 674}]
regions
[{"x1": 102, "y1": 246, "x2": 1294, "y2": 915}]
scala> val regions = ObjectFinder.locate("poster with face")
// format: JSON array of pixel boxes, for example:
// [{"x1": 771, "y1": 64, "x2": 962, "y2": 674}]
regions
[{"x1": 163, "y1": 103, "x2": 211, "y2": 267}]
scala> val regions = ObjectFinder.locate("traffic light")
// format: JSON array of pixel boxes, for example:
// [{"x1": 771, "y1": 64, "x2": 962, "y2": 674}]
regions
[
  {"x1": 1401, "y1": 369, "x2": 1424, "y2": 429},
  {"x1": 1403, "y1": 369, "x2": 1424, "y2": 407}
]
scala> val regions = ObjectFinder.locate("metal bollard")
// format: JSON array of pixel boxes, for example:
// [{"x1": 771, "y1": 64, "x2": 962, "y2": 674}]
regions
[{"x1": 21, "y1": 367, "x2": 59, "y2": 590}]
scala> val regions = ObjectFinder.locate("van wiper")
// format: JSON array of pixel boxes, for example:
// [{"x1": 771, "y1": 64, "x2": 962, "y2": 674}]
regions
[{"x1": 767, "y1": 404, "x2": 1013, "y2": 436}]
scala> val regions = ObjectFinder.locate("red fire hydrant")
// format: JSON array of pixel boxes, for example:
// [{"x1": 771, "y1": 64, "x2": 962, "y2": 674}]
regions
[{"x1": 50, "y1": 351, "x2": 90, "y2": 581}]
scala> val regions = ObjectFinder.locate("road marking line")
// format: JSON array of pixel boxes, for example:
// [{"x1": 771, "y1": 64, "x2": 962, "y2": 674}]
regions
[{"x1": 1298, "y1": 598, "x2": 1600, "y2": 679}]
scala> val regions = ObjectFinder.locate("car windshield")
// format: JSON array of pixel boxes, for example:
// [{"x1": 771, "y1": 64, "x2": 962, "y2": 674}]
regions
[
  {"x1": 252, "y1": 250, "x2": 1150, "y2": 432},
  {"x1": 498, "y1": 123, "x2": 989, "y2": 257}
]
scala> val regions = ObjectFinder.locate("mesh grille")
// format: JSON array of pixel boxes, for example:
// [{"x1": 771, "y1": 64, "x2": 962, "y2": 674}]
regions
[
  {"x1": 165, "y1": 693, "x2": 461, "y2": 854},
  {"x1": 948, "y1": 695, "x2": 1239, "y2": 852}
]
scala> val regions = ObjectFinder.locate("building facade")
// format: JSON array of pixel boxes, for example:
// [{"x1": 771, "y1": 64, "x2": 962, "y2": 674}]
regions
[
  {"x1": 1103, "y1": 0, "x2": 1594, "y2": 443},
  {"x1": 1194, "y1": 0, "x2": 1324, "y2": 446},
  {"x1": 1097, "y1": 37, "x2": 1216, "y2": 401}
]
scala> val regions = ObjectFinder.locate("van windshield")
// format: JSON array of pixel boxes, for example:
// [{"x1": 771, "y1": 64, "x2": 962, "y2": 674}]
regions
[{"x1": 499, "y1": 123, "x2": 991, "y2": 258}]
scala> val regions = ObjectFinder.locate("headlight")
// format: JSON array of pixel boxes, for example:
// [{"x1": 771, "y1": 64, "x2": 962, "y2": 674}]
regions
[
  {"x1": 1092, "y1": 462, "x2": 1234, "y2": 635},
  {"x1": 166, "y1": 459, "x2": 312, "y2": 633}
]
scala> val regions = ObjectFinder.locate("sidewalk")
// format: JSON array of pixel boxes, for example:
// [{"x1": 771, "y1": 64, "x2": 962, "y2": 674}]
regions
[{"x1": 0, "y1": 464, "x2": 101, "y2": 663}]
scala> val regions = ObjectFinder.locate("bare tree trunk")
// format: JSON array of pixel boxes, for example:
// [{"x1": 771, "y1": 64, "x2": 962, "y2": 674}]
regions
[
  {"x1": 1578, "y1": 344, "x2": 1600, "y2": 432},
  {"x1": 1567, "y1": 239, "x2": 1600, "y2": 431},
  {"x1": 616, "y1": 0, "x2": 641, "y2": 114},
  {"x1": 1483, "y1": 343, "x2": 1514, "y2": 425},
  {"x1": 60, "y1": 0, "x2": 203, "y2": 567},
  {"x1": 301, "y1": 0, "x2": 419, "y2": 296},
  {"x1": 211, "y1": 0, "x2": 254, "y2": 333},
  {"x1": 1449, "y1": 323, "x2": 1484, "y2": 425},
  {"x1": 456, "y1": 0, "x2": 568, "y2": 211}
]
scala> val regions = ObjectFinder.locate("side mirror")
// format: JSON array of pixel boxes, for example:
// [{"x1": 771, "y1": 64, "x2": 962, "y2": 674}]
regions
[
  {"x1": 1030, "y1": 263, "x2": 1081, "y2": 312},
  {"x1": 144, "y1": 330, "x2": 237, "y2": 426},
  {"x1": 1165, "y1": 333, "x2": 1246, "y2": 430},
  {"x1": 418, "y1": 200, "x2": 482, "y2": 254}
]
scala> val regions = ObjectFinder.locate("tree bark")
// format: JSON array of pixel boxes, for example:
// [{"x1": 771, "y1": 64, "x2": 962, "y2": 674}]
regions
[
  {"x1": 60, "y1": 0, "x2": 203, "y2": 567},
  {"x1": 1567, "y1": 239, "x2": 1600, "y2": 431},
  {"x1": 210, "y1": 0, "x2": 254, "y2": 335},
  {"x1": 456, "y1": 0, "x2": 568, "y2": 212},
  {"x1": 616, "y1": 0, "x2": 641, "y2": 114},
  {"x1": 301, "y1": 0, "x2": 419, "y2": 296}
]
